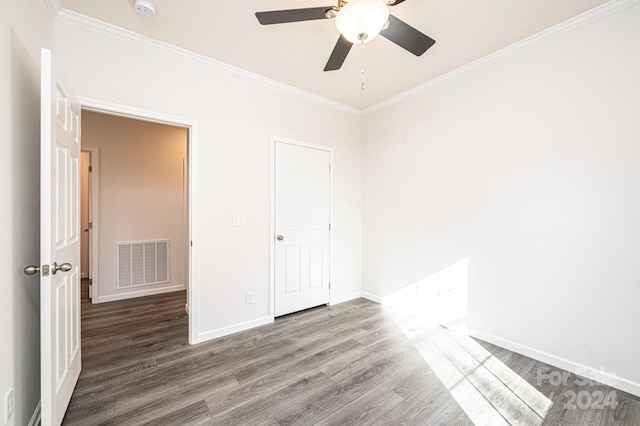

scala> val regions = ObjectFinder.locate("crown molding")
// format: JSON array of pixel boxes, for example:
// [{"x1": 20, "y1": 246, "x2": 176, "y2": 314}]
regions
[
  {"x1": 53, "y1": 9, "x2": 363, "y2": 116},
  {"x1": 364, "y1": 0, "x2": 640, "y2": 114},
  {"x1": 44, "y1": 0, "x2": 63, "y2": 17},
  {"x1": 52, "y1": 0, "x2": 637, "y2": 116}
]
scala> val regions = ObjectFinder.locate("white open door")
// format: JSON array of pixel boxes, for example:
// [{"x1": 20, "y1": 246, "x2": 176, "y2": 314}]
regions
[
  {"x1": 274, "y1": 141, "x2": 331, "y2": 317},
  {"x1": 40, "y1": 48, "x2": 81, "y2": 425}
]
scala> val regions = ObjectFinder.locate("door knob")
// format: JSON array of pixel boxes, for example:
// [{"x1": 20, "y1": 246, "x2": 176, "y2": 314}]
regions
[
  {"x1": 276, "y1": 235, "x2": 284, "y2": 241},
  {"x1": 83, "y1": 229, "x2": 90, "y2": 232},
  {"x1": 52, "y1": 262, "x2": 72, "y2": 274},
  {"x1": 24, "y1": 265, "x2": 40, "y2": 275}
]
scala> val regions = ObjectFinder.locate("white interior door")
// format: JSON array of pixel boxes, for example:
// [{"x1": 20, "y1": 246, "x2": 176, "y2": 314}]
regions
[
  {"x1": 274, "y1": 141, "x2": 331, "y2": 317},
  {"x1": 40, "y1": 48, "x2": 82, "y2": 425}
]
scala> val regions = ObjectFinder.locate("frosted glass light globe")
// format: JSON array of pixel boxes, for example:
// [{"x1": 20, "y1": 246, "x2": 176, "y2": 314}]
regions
[{"x1": 335, "y1": 0, "x2": 389, "y2": 44}]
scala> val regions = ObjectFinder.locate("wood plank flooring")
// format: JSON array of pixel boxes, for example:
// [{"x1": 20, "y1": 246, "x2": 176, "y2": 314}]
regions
[{"x1": 63, "y1": 281, "x2": 640, "y2": 425}]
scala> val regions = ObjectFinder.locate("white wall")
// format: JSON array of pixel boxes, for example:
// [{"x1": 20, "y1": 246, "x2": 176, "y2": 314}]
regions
[
  {"x1": 53, "y1": 19, "x2": 362, "y2": 340},
  {"x1": 82, "y1": 111, "x2": 188, "y2": 302},
  {"x1": 0, "y1": 1, "x2": 53, "y2": 424},
  {"x1": 363, "y1": 3, "x2": 640, "y2": 394}
]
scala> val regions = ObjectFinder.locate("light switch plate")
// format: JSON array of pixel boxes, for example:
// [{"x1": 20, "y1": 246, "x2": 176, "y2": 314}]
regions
[{"x1": 232, "y1": 215, "x2": 245, "y2": 227}]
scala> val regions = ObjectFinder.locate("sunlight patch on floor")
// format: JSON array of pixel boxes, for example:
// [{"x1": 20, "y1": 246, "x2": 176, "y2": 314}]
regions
[
  {"x1": 444, "y1": 329, "x2": 553, "y2": 419},
  {"x1": 380, "y1": 258, "x2": 552, "y2": 424},
  {"x1": 418, "y1": 330, "x2": 552, "y2": 425}
]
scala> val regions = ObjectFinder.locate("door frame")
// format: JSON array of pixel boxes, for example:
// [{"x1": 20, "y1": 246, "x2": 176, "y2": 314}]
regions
[
  {"x1": 269, "y1": 135, "x2": 334, "y2": 320},
  {"x1": 80, "y1": 147, "x2": 99, "y2": 291},
  {"x1": 79, "y1": 97, "x2": 201, "y2": 344}
]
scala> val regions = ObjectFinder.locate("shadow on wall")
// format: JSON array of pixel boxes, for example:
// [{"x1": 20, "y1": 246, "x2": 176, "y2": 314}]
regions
[{"x1": 10, "y1": 29, "x2": 42, "y2": 426}]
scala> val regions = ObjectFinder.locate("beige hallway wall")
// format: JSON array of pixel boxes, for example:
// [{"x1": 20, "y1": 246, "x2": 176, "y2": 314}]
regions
[{"x1": 82, "y1": 111, "x2": 188, "y2": 302}]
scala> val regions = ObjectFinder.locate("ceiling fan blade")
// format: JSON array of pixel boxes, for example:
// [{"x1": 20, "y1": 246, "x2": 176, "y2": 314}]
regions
[
  {"x1": 324, "y1": 35, "x2": 353, "y2": 71},
  {"x1": 380, "y1": 15, "x2": 435, "y2": 56},
  {"x1": 387, "y1": 0, "x2": 407, "y2": 5},
  {"x1": 256, "y1": 7, "x2": 334, "y2": 25}
]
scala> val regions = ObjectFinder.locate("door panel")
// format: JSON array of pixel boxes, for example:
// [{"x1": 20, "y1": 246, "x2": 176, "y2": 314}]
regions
[
  {"x1": 284, "y1": 245, "x2": 302, "y2": 294},
  {"x1": 308, "y1": 244, "x2": 324, "y2": 288},
  {"x1": 275, "y1": 142, "x2": 331, "y2": 317},
  {"x1": 41, "y1": 48, "x2": 81, "y2": 426}
]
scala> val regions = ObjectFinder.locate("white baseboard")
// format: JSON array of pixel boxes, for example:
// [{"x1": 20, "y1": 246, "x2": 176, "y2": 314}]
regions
[
  {"x1": 467, "y1": 328, "x2": 640, "y2": 398},
  {"x1": 360, "y1": 291, "x2": 382, "y2": 304},
  {"x1": 94, "y1": 284, "x2": 186, "y2": 303},
  {"x1": 330, "y1": 291, "x2": 365, "y2": 306},
  {"x1": 195, "y1": 316, "x2": 273, "y2": 344},
  {"x1": 330, "y1": 291, "x2": 383, "y2": 306},
  {"x1": 29, "y1": 401, "x2": 41, "y2": 426},
  {"x1": 194, "y1": 293, "x2": 382, "y2": 345}
]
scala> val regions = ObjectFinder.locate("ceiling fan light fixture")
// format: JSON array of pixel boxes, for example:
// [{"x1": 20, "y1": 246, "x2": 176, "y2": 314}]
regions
[{"x1": 335, "y1": 0, "x2": 389, "y2": 44}]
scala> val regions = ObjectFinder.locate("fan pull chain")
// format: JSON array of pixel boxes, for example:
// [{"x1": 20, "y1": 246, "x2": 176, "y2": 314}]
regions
[{"x1": 360, "y1": 38, "x2": 366, "y2": 91}]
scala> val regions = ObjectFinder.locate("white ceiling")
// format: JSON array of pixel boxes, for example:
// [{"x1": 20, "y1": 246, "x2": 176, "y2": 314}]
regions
[{"x1": 60, "y1": 0, "x2": 611, "y2": 110}]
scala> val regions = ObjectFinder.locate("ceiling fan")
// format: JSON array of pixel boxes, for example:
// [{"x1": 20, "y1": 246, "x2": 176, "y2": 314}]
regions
[{"x1": 256, "y1": 0, "x2": 436, "y2": 72}]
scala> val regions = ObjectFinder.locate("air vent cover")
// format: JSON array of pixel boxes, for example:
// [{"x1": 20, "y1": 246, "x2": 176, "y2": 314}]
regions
[{"x1": 117, "y1": 239, "x2": 169, "y2": 288}]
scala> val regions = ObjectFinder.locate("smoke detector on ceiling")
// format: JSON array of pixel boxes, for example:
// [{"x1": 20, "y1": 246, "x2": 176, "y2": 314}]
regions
[{"x1": 134, "y1": 0, "x2": 156, "y2": 17}]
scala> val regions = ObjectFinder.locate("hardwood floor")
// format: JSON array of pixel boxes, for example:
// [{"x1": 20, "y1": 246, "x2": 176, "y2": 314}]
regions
[{"x1": 63, "y1": 282, "x2": 640, "y2": 425}]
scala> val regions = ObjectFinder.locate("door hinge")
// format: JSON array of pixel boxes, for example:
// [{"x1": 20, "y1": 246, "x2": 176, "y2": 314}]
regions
[
  {"x1": 328, "y1": 282, "x2": 331, "y2": 290},
  {"x1": 89, "y1": 166, "x2": 92, "y2": 172},
  {"x1": 329, "y1": 164, "x2": 332, "y2": 173},
  {"x1": 88, "y1": 222, "x2": 93, "y2": 230},
  {"x1": 329, "y1": 223, "x2": 331, "y2": 231}
]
